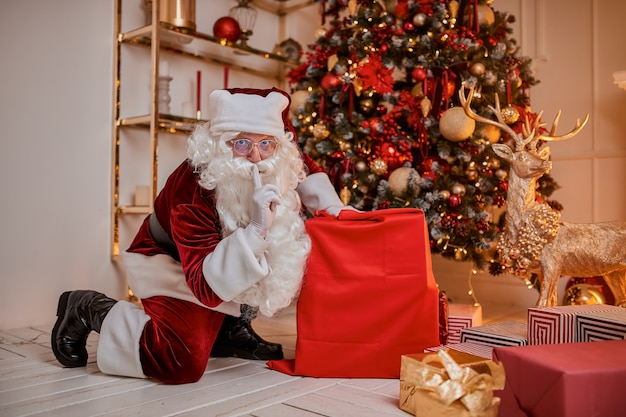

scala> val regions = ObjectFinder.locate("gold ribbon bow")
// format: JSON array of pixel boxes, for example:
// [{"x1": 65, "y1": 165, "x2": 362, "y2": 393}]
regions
[{"x1": 405, "y1": 350, "x2": 505, "y2": 416}]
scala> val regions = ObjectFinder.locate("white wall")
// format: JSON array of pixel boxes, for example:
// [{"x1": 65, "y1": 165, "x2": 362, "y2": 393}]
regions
[{"x1": 0, "y1": 0, "x2": 624, "y2": 330}]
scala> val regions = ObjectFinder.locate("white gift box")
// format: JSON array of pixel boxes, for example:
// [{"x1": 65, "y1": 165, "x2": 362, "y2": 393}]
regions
[
  {"x1": 528, "y1": 305, "x2": 623, "y2": 345},
  {"x1": 576, "y1": 309, "x2": 626, "y2": 342},
  {"x1": 460, "y1": 321, "x2": 528, "y2": 347},
  {"x1": 447, "y1": 303, "x2": 483, "y2": 344}
]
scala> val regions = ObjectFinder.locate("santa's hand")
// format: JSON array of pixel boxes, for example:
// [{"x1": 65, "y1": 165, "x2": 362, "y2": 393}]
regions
[
  {"x1": 248, "y1": 165, "x2": 281, "y2": 238},
  {"x1": 324, "y1": 205, "x2": 360, "y2": 217}
]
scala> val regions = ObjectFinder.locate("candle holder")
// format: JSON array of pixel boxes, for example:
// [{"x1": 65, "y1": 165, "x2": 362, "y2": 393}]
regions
[{"x1": 158, "y1": 76, "x2": 173, "y2": 114}]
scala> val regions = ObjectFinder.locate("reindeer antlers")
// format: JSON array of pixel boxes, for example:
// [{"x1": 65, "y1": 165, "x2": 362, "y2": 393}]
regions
[
  {"x1": 458, "y1": 85, "x2": 590, "y2": 149},
  {"x1": 458, "y1": 86, "x2": 531, "y2": 150},
  {"x1": 539, "y1": 110, "x2": 590, "y2": 141}
]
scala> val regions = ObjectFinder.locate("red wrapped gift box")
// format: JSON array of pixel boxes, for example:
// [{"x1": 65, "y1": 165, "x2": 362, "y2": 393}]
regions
[{"x1": 493, "y1": 340, "x2": 626, "y2": 417}]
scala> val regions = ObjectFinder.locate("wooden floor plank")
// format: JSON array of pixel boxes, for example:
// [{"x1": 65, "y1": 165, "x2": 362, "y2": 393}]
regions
[
  {"x1": 313, "y1": 383, "x2": 406, "y2": 416},
  {"x1": 29, "y1": 362, "x2": 266, "y2": 417},
  {"x1": 284, "y1": 391, "x2": 404, "y2": 417},
  {"x1": 95, "y1": 364, "x2": 298, "y2": 416},
  {"x1": 249, "y1": 402, "x2": 328, "y2": 417},
  {"x1": 176, "y1": 376, "x2": 339, "y2": 417}
]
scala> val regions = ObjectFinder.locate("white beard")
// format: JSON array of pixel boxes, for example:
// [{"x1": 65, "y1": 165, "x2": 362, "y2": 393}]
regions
[{"x1": 188, "y1": 126, "x2": 310, "y2": 317}]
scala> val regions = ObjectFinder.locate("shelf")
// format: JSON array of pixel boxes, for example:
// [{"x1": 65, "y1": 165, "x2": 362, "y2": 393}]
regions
[
  {"x1": 118, "y1": 205, "x2": 151, "y2": 215},
  {"x1": 121, "y1": 23, "x2": 300, "y2": 79},
  {"x1": 119, "y1": 114, "x2": 205, "y2": 135}
]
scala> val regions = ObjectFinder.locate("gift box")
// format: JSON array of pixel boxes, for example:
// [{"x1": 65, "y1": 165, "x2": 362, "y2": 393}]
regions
[
  {"x1": 576, "y1": 308, "x2": 626, "y2": 342},
  {"x1": 494, "y1": 340, "x2": 626, "y2": 417},
  {"x1": 400, "y1": 350, "x2": 505, "y2": 417},
  {"x1": 460, "y1": 321, "x2": 527, "y2": 347},
  {"x1": 528, "y1": 304, "x2": 623, "y2": 344},
  {"x1": 426, "y1": 342, "x2": 493, "y2": 359},
  {"x1": 447, "y1": 304, "x2": 483, "y2": 344}
]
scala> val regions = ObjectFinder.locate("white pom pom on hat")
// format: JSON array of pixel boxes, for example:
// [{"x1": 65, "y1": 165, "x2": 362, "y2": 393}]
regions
[{"x1": 208, "y1": 88, "x2": 290, "y2": 138}]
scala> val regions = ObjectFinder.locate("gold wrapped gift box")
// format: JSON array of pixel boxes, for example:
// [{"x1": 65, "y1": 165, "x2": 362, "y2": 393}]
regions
[{"x1": 399, "y1": 350, "x2": 505, "y2": 417}]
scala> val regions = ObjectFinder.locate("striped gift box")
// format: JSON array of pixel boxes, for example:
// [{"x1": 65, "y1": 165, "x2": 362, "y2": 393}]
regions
[
  {"x1": 460, "y1": 321, "x2": 528, "y2": 347},
  {"x1": 425, "y1": 342, "x2": 493, "y2": 359},
  {"x1": 576, "y1": 309, "x2": 626, "y2": 342},
  {"x1": 447, "y1": 304, "x2": 483, "y2": 344},
  {"x1": 528, "y1": 305, "x2": 622, "y2": 345}
]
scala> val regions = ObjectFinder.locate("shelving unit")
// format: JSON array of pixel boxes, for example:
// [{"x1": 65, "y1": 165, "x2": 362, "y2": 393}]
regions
[{"x1": 110, "y1": 0, "x2": 303, "y2": 258}]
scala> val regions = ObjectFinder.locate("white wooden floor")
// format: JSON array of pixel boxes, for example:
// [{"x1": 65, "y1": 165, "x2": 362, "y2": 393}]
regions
[{"x1": 0, "y1": 302, "x2": 526, "y2": 417}]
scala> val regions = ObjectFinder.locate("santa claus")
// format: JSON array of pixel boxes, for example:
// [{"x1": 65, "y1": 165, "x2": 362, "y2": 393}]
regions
[{"x1": 51, "y1": 87, "x2": 351, "y2": 384}]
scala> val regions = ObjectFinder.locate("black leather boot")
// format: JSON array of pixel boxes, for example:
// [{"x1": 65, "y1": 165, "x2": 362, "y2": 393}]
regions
[
  {"x1": 51, "y1": 290, "x2": 117, "y2": 368},
  {"x1": 211, "y1": 307, "x2": 283, "y2": 360}
]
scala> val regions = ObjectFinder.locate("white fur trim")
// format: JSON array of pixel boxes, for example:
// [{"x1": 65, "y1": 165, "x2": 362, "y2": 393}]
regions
[
  {"x1": 296, "y1": 172, "x2": 344, "y2": 213},
  {"x1": 203, "y1": 227, "x2": 270, "y2": 302},
  {"x1": 123, "y1": 252, "x2": 241, "y2": 317},
  {"x1": 97, "y1": 301, "x2": 150, "y2": 378},
  {"x1": 208, "y1": 90, "x2": 288, "y2": 137}
]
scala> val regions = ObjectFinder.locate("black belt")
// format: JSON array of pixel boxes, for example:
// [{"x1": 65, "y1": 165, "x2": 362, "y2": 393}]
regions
[{"x1": 148, "y1": 212, "x2": 179, "y2": 258}]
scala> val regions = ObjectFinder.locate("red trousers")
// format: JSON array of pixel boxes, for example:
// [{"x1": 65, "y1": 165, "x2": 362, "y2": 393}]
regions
[{"x1": 138, "y1": 296, "x2": 225, "y2": 384}]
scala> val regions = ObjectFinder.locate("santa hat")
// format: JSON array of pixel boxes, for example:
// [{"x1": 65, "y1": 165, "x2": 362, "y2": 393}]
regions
[{"x1": 208, "y1": 87, "x2": 291, "y2": 138}]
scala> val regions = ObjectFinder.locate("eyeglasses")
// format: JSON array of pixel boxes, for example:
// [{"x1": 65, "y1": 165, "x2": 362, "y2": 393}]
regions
[{"x1": 229, "y1": 138, "x2": 277, "y2": 157}]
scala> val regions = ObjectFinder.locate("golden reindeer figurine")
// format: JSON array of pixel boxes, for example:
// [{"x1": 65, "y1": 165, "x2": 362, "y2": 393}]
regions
[{"x1": 459, "y1": 86, "x2": 626, "y2": 307}]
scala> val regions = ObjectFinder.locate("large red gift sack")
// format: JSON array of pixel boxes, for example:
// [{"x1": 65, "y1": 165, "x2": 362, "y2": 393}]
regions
[{"x1": 267, "y1": 208, "x2": 440, "y2": 378}]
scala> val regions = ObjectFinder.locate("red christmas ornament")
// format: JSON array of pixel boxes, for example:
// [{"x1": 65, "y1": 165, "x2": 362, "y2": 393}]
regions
[
  {"x1": 449, "y1": 194, "x2": 461, "y2": 207},
  {"x1": 321, "y1": 73, "x2": 342, "y2": 91},
  {"x1": 213, "y1": 17, "x2": 242, "y2": 43},
  {"x1": 412, "y1": 67, "x2": 427, "y2": 82}
]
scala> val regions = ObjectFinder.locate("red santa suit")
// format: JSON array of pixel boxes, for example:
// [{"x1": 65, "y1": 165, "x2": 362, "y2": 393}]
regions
[{"x1": 95, "y1": 88, "x2": 341, "y2": 384}]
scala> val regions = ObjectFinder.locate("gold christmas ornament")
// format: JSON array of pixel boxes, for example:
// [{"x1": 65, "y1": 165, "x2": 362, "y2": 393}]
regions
[
  {"x1": 340, "y1": 186, "x2": 352, "y2": 205},
  {"x1": 439, "y1": 107, "x2": 476, "y2": 142},
  {"x1": 420, "y1": 97, "x2": 432, "y2": 117},
  {"x1": 312, "y1": 122, "x2": 330, "y2": 139},
  {"x1": 369, "y1": 158, "x2": 388, "y2": 175},
  {"x1": 500, "y1": 105, "x2": 520, "y2": 124},
  {"x1": 477, "y1": 123, "x2": 501, "y2": 144},
  {"x1": 355, "y1": 160, "x2": 368, "y2": 172},
  {"x1": 469, "y1": 62, "x2": 486, "y2": 77},
  {"x1": 464, "y1": 4, "x2": 495, "y2": 27},
  {"x1": 451, "y1": 183, "x2": 466, "y2": 195},
  {"x1": 439, "y1": 189, "x2": 450, "y2": 200},
  {"x1": 388, "y1": 167, "x2": 420, "y2": 198},
  {"x1": 562, "y1": 284, "x2": 606, "y2": 305},
  {"x1": 289, "y1": 90, "x2": 309, "y2": 115},
  {"x1": 413, "y1": 13, "x2": 427, "y2": 27}
]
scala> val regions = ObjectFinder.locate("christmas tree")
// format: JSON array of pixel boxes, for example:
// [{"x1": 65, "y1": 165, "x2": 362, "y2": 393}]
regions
[{"x1": 287, "y1": 0, "x2": 562, "y2": 272}]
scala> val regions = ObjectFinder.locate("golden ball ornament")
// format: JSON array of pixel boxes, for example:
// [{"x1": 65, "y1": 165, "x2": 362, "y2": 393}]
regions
[
  {"x1": 466, "y1": 168, "x2": 478, "y2": 181},
  {"x1": 388, "y1": 167, "x2": 420, "y2": 198},
  {"x1": 439, "y1": 190, "x2": 450, "y2": 200},
  {"x1": 562, "y1": 284, "x2": 606, "y2": 305},
  {"x1": 355, "y1": 160, "x2": 368, "y2": 172},
  {"x1": 413, "y1": 13, "x2": 427, "y2": 27},
  {"x1": 469, "y1": 62, "x2": 486, "y2": 77},
  {"x1": 369, "y1": 158, "x2": 388, "y2": 175},
  {"x1": 439, "y1": 107, "x2": 476, "y2": 142},
  {"x1": 477, "y1": 123, "x2": 501, "y2": 144},
  {"x1": 500, "y1": 105, "x2": 520, "y2": 124},
  {"x1": 289, "y1": 90, "x2": 309, "y2": 115},
  {"x1": 451, "y1": 183, "x2": 466, "y2": 195}
]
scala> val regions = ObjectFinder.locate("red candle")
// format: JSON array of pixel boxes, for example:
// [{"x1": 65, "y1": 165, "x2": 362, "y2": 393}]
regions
[
  {"x1": 196, "y1": 70, "x2": 201, "y2": 113},
  {"x1": 224, "y1": 66, "x2": 229, "y2": 89}
]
